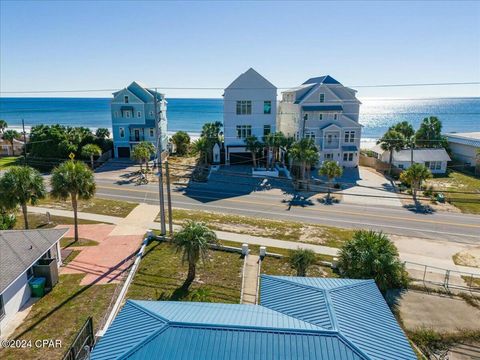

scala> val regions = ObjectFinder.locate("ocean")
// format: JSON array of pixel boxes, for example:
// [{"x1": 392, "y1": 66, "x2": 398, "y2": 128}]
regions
[{"x1": 0, "y1": 97, "x2": 479, "y2": 141}]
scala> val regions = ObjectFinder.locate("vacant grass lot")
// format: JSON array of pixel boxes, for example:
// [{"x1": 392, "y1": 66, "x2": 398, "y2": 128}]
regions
[
  {"x1": 427, "y1": 171, "x2": 480, "y2": 214},
  {"x1": 0, "y1": 156, "x2": 20, "y2": 169},
  {"x1": 127, "y1": 241, "x2": 243, "y2": 303},
  {"x1": 163, "y1": 208, "x2": 354, "y2": 248},
  {"x1": 13, "y1": 213, "x2": 101, "y2": 230},
  {"x1": 38, "y1": 196, "x2": 138, "y2": 218},
  {"x1": 0, "y1": 274, "x2": 115, "y2": 360},
  {"x1": 261, "y1": 255, "x2": 337, "y2": 278}
]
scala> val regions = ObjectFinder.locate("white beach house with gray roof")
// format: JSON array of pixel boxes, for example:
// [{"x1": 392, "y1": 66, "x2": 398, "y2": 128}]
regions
[
  {"x1": 278, "y1": 76, "x2": 362, "y2": 167},
  {"x1": 0, "y1": 228, "x2": 67, "y2": 337}
]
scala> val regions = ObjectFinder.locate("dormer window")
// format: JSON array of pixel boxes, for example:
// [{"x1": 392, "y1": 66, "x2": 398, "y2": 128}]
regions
[
  {"x1": 319, "y1": 114, "x2": 323, "y2": 120},
  {"x1": 124, "y1": 96, "x2": 129, "y2": 103},
  {"x1": 334, "y1": 113, "x2": 338, "y2": 120},
  {"x1": 319, "y1": 93, "x2": 325, "y2": 103}
]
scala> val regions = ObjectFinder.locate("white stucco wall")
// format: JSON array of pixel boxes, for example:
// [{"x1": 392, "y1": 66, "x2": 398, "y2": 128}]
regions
[{"x1": 449, "y1": 142, "x2": 478, "y2": 165}]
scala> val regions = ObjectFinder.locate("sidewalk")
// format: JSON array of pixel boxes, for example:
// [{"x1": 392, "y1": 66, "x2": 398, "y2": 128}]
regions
[
  {"x1": 241, "y1": 255, "x2": 259, "y2": 305},
  {"x1": 29, "y1": 206, "x2": 480, "y2": 276}
]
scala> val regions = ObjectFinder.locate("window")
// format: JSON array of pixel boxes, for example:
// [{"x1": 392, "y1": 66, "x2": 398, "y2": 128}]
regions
[
  {"x1": 344, "y1": 132, "x2": 349, "y2": 143},
  {"x1": 149, "y1": 128, "x2": 154, "y2": 137},
  {"x1": 398, "y1": 164, "x2": 404, "y2": 169},
  {"x1": 324, "y1": 153, "x2": 333, "y2": 160},
  {"x1": 436, "y1": 162, "x2": 441, "y2": 170},
  {"x1": 304, "y1": 113, "x2": 308, "y2": 121},
  {"x1": 137, "y1": 111, "x2": 142, "y2": 118},
  {"x1": 426, "y1": 161, "x2": 442, "y2": 170},
  {"x1": 236, "y1": 125, "x2": 252, "y2": 139},
  {"x1": 119, "y1": 127, "x2": 125, "y2": 138},
  {"x1": 349, "y1": 153, "x2": 353, "y2": 161},
  {"x1": 150, "y1": 111, "x2": 154, "y2": 117},
  {"x1": 327, "y1": 134, "x2": 333, "y2": 144},
  {"x1": 319, "y1": 93, "x2": 325, "y2": 103},
  {"x1": 264, "y1": 125, "x2": 271, "y2": 136},
  {"x1": 236, "y1": 101, "x2": 252, "y2": 115},
  {"x1": 124, "y1": 110, "x2": 131, "y2": 118},
  {"x1": 306, "y1": 132, "x2": 316, "y2": 141},
  {"x1": 124, "y1": 96, "x2": 129, "y2": 103},
  {"x1": 27, "y1": 266, "x2": 34, "y2": 279},
  {"x1": 334, "y1": 113, "x2": 338, "y2": 120},
  {"x1": 349, "y1": 131, "x2": 355, "y2": 143},
  {"x1": 114, "y1": 111, "x2": 119, "y2": 118},
  {"x1": 0, "y1": 294, "x2": 4, "y2": 320},
  {"x1": 344, "y1": 131, "x2": 355, "y2": 143},
  {"x1": 319, "y1": 114, "x2": 323, "y2": 120},
  {"x1": 343, "y1": 153, "x2": 348, "y2": 161},
  {"x1": 263, "y1": 101, "x2": 272, "y2": 114}
]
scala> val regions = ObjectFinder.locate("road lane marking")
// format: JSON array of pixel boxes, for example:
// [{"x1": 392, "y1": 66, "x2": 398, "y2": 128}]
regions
[{"x1": 96, "y1": 185, "x2": 480, "y2": 229}]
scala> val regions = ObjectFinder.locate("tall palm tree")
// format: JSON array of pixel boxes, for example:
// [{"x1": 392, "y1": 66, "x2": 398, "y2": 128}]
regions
[
  {"x1": 399, "y1": 163, "x2": 432, "y2": 204},
  {"x1": 81, "y1": 143, "x2": 102, "y2": 169},
  {"x1": 244, "y1": 135, "x2": 262, "y2": 168},
  {"x1": 318, "y1": 160, "x2": 343, "y2": 202},
  {"x1": 0, "y1": 119, "x2": 7, "y2": 134},
  {"x1": 0, "y1": 166, "x2": 46, "y2": 229},
  {"x1": 377, "y1": 129, "x2": 406, "y2": 174},
  {"x1": 3, "y1": 130, "x2": 20, "y2": 156},
  {"x1": 288, "y1": 248, "x2": 316, "y2": 276},
  {"x1": 263, "y1": 133, "x2": 276, "y2": 170},
  {"x1": 50, "y1": 160, "x2": 96, "y2": 242},
  {"x1": 304, "y1": 148, "x2": 319, "y2": 190},
  {"x1": 289, "y1": 138, "x2": 317, "y2": 188},
  {"x1": 415, "y1": 116, "x2": 443, "y2": 148},
  {"x1": 173, "y1": 220, "x2": 218, "y2": 290},
  {"x1": 389, "y1": 121, "x2": 415, "y2": 139},
  {"x1": 273, "y1": 132, "x2": 287, "y2": 164}
]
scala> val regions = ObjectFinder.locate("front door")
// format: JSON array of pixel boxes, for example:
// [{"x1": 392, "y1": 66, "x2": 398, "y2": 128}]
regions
[{"x1": 134, "y1": 129, "x2": 140, "y2": 141}]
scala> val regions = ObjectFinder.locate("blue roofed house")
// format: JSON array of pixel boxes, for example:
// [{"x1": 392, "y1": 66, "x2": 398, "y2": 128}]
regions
[
  {"x1": 278, "y1": 76, "x2": 362, "y2": 167},
  {"x1": 111, "y1": 81, "x2": 168, "y2": 158},
  {"x1": 91, "y1": 276, "x2": 415, "y2": 360}
]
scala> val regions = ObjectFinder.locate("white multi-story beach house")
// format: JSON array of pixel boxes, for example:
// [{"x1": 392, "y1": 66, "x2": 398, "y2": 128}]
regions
[
  {"x1": 111, "y1": 81, "x2": 168, "y2": 158},
  {"x1": 278, "y1": 76, "x2": 362, "y2": 167},
  {"x1": 223, "y1": 68, "x2": 277, "y2": 164}
]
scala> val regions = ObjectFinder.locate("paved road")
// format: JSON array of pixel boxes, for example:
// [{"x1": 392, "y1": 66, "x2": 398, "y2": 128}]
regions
[{"x1": 93, "y1": 178, "x2": 480, "y2": 244}]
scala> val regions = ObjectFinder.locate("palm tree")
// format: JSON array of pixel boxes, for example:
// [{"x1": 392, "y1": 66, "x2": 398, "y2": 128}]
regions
[
  {"x1": 263, "y1": 133, "x2": 276, "y2": 170},
  {"x1": 3, "y1": 129, "x2": 20, "y2": 156},
  {"x1": 0, "y1": 119, "x2": 7, "y2": 134},
  {"x1": 201, "y1": 122, "x2": 223, "y2": 163},
  {"x1": 289, "y1": 138, "x2": 318, "y2": 189},
  {"x1": 318, "y1": 160, "x2": 343, "y2": 202},
  {"x1": 288, "y1": 248, "x2": 316, "y2": 276},
  {"x1": 399, "y1": 163, "x2": 432, "y2": 204},
  {"x1": 0, "y1": 166, "x2": 46, "y2": 229},
  {"x1": 244, "y1": 135, "x2": 263, "y2": 168},
  {"x1": 304, "y1": 148, "x2": 319, "y2": 190},
  {"x1": 273, "y1": 132, "x2": 287, "y2": 164},
  {"x1": 415, "y1": 116, "x2": 443, "y2": 148},
  {"x1": 173, "y1": 220, "x2": 218, "y2": 290},
  {"x1": 50, "y1": 160, "x2": 96, "y2": 242},
  {"x1": 338, "y1": 230, "x2": 408, "y2": 294},
  {"x1": 131, "y1": 142, "x2": 155, "y2": 171},
  {"x1": 95, "y1": 128, "x2": 110, "y2": 139},
  {"x1": 81, "y1": 143, "x2": 102, "y2": 169},
  {"x1": 389, "y1": 121, "x2": 415, "y2": 139},
  {"x1": 193, "y1": 137, "x2": 209, "y2": 165},
  {"x1": 377, "y1": 129, "x2": 406, "y2": 174}
]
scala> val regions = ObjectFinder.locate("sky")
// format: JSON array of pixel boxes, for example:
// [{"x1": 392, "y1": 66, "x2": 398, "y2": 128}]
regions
[{"x1": 1, "y1": 0, "x2": 479, "y2": 99}]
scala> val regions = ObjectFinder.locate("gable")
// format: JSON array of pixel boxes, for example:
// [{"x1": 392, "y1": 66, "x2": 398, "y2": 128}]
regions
[
  {"x1": 112, "y1": 88, "x2": 144, "y2": 104},
  {"x1": 225, "y1": 68, "x2": 276, "y2": 90}
]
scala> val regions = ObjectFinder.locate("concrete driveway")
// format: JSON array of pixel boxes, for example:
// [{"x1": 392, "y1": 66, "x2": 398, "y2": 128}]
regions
[{"x1": 340, "y1": 167, "x2": 401, "y2": 208}]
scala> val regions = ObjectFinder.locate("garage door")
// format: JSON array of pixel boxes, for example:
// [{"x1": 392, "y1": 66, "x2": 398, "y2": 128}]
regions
[
  {"x1": 117, "y1": 147, "x2": 131, "y2": 158},
  {"x1": 229, "y1": 152, "x2": 252, "y2": 165}
]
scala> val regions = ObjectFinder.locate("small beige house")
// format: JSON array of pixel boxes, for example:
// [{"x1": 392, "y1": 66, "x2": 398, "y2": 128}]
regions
[{"x1": 0, "y1": 137, "x2": 24, "y2": 156}]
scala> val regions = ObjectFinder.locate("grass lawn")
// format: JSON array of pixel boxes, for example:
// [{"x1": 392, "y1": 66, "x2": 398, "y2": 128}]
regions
[
  {"x1": 261, "y1": 255, "x2": 337, "y2": 278},
  {"x1": 164, "y1": 208, "x2": 354, "y2": 248},
  {"x1": 60, "y1": 237, "x2": 99, "y2": 248},
  {"x1": 62, "y1": 250, "x2": 81, "y2": 265},
  {"x1": 37, "y1": 196, "x2": 138, "y2": 218},
  {"x1": 427, "y1": 171, "x2": 480, "y2": 214},
  {"x1": 13, "y1": 213, "x2": 101, "y2": 230},
  {"x1": 0, "y1": 274, "x2": 116, "y2": 360},
  {"x1": 127, "y1": 240, "x2": 243, "y2": 303},
  {"x1": 0, "y1": 156, "x2": 20, "y2": 169}
]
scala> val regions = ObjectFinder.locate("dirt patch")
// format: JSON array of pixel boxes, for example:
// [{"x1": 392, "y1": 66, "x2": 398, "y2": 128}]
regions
[
  {"x1": 453, "y1": 247, "x2": 480, "y2": 268},
  {"x1": 398, "y1": 290, "x2": 480, "y2": 332}
]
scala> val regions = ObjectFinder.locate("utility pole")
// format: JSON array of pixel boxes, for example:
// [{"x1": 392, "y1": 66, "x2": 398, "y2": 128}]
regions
[
  {"x1": 22, "y1": 118, "x2": 27, "y2": 166},
  {"x1": 410, "y1": 137, "x2": 414, "y2": 167},
  {"x1": 154, "y1": 89, "x2": 166, "y2": 236},
  {"x1": 165, "y1": 161, "x2": 173, "y2": 236}
]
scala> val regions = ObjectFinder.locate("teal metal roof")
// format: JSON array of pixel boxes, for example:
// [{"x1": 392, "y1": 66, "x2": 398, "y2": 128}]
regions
[
  {"x1": 302, "y1": 105, "x2": 343, "y2": 112},
  {"x1": 92, "y1": 276, "x2": 415, "y2": 360}
]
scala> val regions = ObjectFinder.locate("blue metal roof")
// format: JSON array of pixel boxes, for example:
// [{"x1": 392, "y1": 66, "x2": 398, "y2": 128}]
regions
[
  {"x1": 260, "y1": 276, "x2": 416, "y2": 360},
  {"x1": 302, "y1": 105, "x2": 343, "y2": 112},
  {"x1": 92, "y1": 276, "x2": 415, "y2": 360},
  {"x1": 342, "y1": 145, "x2": 359, "y2": 152},
  {"x1": 303, "y1": 75, "x2": 341, "y2": 85}
]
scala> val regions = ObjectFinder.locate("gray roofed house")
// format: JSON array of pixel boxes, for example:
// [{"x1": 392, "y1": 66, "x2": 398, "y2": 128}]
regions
[
  {"x1": 371, "y1": 146, "x2": 451, "y2": 174},
  {"x1": 446, "y1": 132, "x2": 480, "y2": 167},
  {"x1": 0, "y1": 228, "x2": 67, "y2": 337}
]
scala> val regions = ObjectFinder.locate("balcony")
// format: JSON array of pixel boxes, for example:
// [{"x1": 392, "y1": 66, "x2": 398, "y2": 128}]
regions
[{"x1": 129, "y1": 135, "x2": 145, "y2": 142}]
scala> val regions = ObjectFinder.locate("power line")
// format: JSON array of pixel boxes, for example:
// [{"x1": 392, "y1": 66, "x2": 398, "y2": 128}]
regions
[{"x1": 1, "y1": 81, "x2": 479, "y2": 94}]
